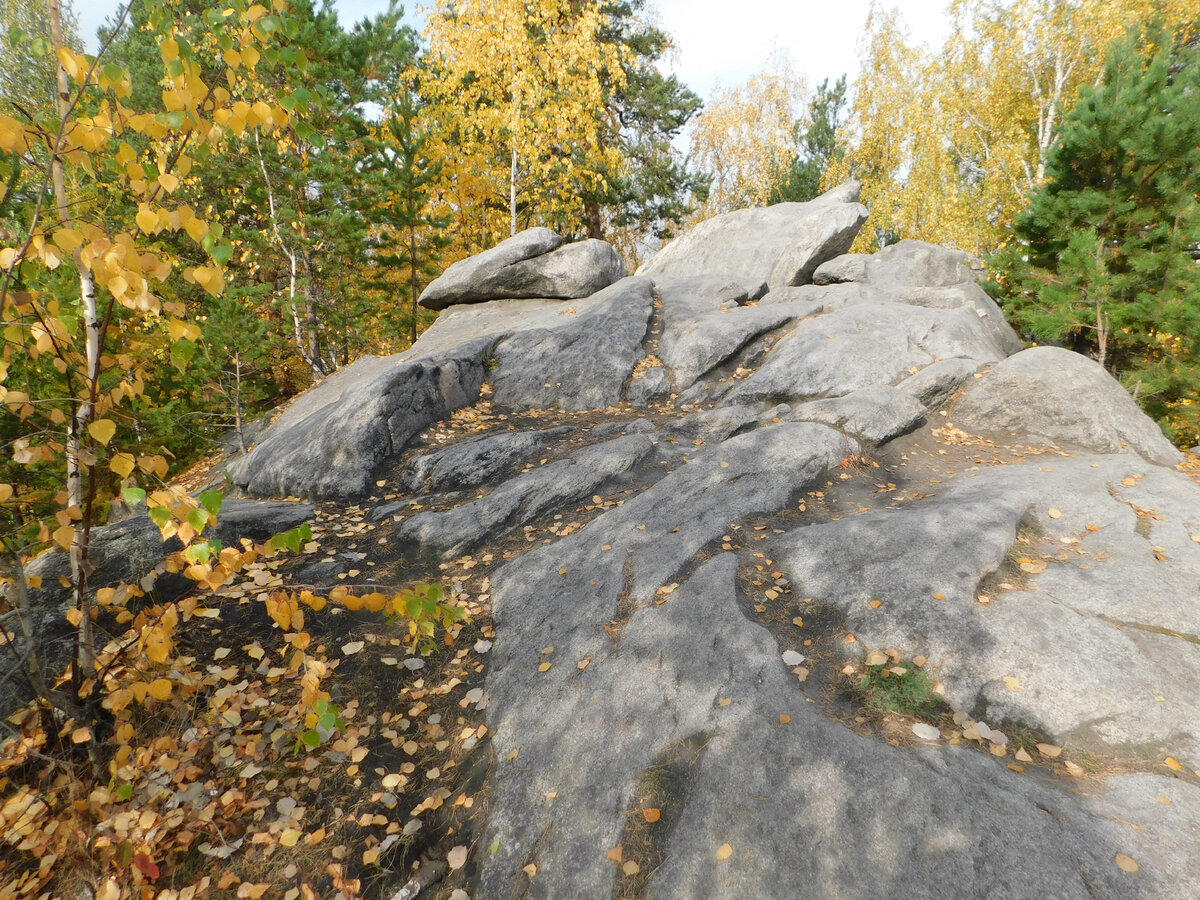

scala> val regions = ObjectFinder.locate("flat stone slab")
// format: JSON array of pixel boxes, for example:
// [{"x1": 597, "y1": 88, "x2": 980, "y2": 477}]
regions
[
  {"x1": 396, "y1": 434, "x2": 655, "y2": 557},
  {"x1": 655, "y1": 277, "x2": 810, "y2": 391},
  {"x1": 729, "y1": 302, "x2": 1009, "y2": 404},
  {"x1": 766, "y1": 454, "x2": 1200, "y2": 761},
  {"x1": 787, "y1": 383, "x2": 928, "y2": 444}
]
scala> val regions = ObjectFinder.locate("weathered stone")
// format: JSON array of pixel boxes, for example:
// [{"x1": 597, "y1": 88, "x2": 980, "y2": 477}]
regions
[
  {"x1": 226, "y1": 339, "x2": 492, "y2": 499},
  {"x1": 399, "y1": 427, "x2": 570, "y2": 494},
  {"x1": 766, "y1": 455, "x2": 1200, "y2": 761},
  {"x1": 625, "y1": 366, "x2": 671, "y2": 406},
  {"x1": 953, "y1": 346, "x2": 1180, "y2": 465},
  {"x1": 395, "y1": 434, "x2": 655, "y2": 556},
  {"x1": 895, "y1": 357, "x2": 981, "y2": 408},
  {"x1": 729, "y1": 302, "x2": 1009, "y2": 404},
  {"x1": 788, "y1": 383, "x2": 928, "y2": 444},
  {"x1": 491, "y1": 276, "x2": 654, "y2": 411},
  {"x1": 811, "y1": 252, "x2": 870, "y2": 284},
  {"x1": 640, "y1": 182, "x2": 867, "y2": 293},
  {"x1": 655, "y1": 277, "x2": 803, "y2": 391},
  {"x1": 480, "y1": 423, "x2": 855, "y2": 896},
  {"x1": 418, "y1": 229, "x2": 625, "y2": 309}
]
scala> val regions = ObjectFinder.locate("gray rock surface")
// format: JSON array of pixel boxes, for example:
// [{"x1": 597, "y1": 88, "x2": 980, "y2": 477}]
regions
[
  {"x1": 766, "y1": 455, "x2": 1200, "y2": 761},
  {"x1": 399, "y1": 427, "x2": 570, "y2": 494},
  {"x1": 419, "y1": 228, "x2": 622, "y2": 310},
  {"x1": 227, "y1": 339, "x2": 491, "y2": 499},
  {"x1": 729, "y1": 302, "x2": 1009, "y2": 404},
  {"x1": 788, "y1": 383, "x2": 928, "y2": 444},
  {"x1": 396, "y1": 434, "x2": 655, "y2": 556},
  {"x1": 491, "y1": 276, "x2": 654, "y2": 411},
  {"x1": 640, "y1": 182, "x2": 868, "y2": 293},
  {"x1": 953, "y1": 347, "x2": 1181, "y2": 465},
  {"x1": 655, "y1": 277, "x2": 803, "y2": 391},
  {"x1": 896, "y1": 356, "x2": 981, "y2": 408},
  {"x1": 201, "y1": 197, "x2": 1200, "y2": 898}
]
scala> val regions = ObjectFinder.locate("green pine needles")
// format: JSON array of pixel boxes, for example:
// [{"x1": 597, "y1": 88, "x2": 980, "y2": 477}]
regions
[{"x1": 992, "y1": 24, "x2": 1200, "y2": 444}]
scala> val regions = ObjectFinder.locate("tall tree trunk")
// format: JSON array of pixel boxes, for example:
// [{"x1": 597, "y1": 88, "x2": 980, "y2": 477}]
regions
[
  {"x1": 47, "y1": 0, "x2": 99, "y2": 679},
  {"x1": 510, "y1": 145, "x2": 518, "y2": 237},
  {"x1": 301, "y1": 251, "x2": 327, "y2": 379},
  {"x1": 408, "y1": 225, "x2": 420, "y2": 345}
]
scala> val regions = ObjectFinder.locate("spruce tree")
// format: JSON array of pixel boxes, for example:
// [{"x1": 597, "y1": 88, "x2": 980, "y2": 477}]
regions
[{"x1": 994, "y1": 27, "x2": 1200, "y2": 442}]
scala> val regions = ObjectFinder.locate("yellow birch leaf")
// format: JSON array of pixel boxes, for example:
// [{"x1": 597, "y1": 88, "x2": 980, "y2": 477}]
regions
[
  {"x1": 88, "y1": 419, "x2": 117, "y2": 445},
  {"x1": 71, "y1": 725, "x2": 91, "y2": 743},
  {"x1": 53, "y1": 228, "x2": 83, "y2": 252},
  {"x1": 110, "y1": 453, "x2": 135, "y2": 478},
  {"x1": 1163, "y1": 757, "x2": 1183, "y2": 771},
  {"x1": 53, "y1": 524, "x2": 75, "y2": 549},
  {"x1": 280, "y1": 829, "x2": 302, "y2": 847},
  {"x1": 135, "y1": 208, "x2": 159, "y2": 234},
  {"x1": 157, "y1": 172, "x2": 179, "y2": 193},
  {"x1": 147, "y1": 678, "x2": 172, "y2": 701},
  {"x1": 1115, "y1": 853, "x2": 1139, "y2": 874},
  {"x1": 716, "y1": 843, "x2": 733, "y2": 861},
  {"x1": 0, "y1": 483, "x2": 11, "y2": 502}
]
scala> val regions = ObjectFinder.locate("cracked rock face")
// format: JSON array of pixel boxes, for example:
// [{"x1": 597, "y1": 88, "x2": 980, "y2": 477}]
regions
[{"x1": 219, "y1": 194, "x2": 1200, "y2": 898}]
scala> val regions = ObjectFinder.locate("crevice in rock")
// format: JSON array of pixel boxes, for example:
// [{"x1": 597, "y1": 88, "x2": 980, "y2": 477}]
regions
[{"x1": 611, "y1": 731, "x2": 713, "y2": 900}]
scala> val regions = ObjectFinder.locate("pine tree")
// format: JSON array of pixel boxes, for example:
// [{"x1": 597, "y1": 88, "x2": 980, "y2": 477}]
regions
[
  {"x1": 581, "y1": 0, "x2": 707, "y2": 245},
  {"x1": 770, "y1": 75, "x2": 847, "y2": 204},
  {"x1": 994, "y1": 26, "x2": 1200, "y2": 441},
  {"x1": 363, "y1": 88, "x2": 451, "y2": 346}
]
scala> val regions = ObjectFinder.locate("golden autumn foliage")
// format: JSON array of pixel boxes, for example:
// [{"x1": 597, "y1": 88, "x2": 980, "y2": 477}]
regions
[
  {"x1": 829, "y1": 0, "x2": 1199, "y2": 256},
  {"x1": 688, "y1": 54, "x2": 809, "y2": 217},
  {"x1": 419, "y1": 0, "x2": 627, "y2": 252}
]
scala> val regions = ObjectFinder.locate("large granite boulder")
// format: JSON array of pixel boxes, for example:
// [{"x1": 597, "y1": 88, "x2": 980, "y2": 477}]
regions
[
  {"x1": 640, "y1": 182, "x2": 868, "y2": 295},
  {"x1": 418, "y1": 228, "x2": 624, "y2": 310},
  {"x1": 953, "y1": 346, "x2": 1180, "y2": 465}
]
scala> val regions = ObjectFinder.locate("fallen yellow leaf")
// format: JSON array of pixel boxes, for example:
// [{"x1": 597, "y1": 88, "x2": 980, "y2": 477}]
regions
[
  {"x1": 1036, "y1": 743, "x2": 1063, "y2": 759},
  {"x1": 1048, "y1": 507, "x2": 1062, "y2": 519},
  {"x1": 1003, "y1": 676, "x2": 1021, "y2": 691},
  {"x1": 280, "y1": 829, "x2": 302, "y2": 847},
  {"x1": 606, "y1": 846, "x2": 623, "y2": 863},
  {"x1": 523, "y1": 863, "x2": 537, "y2": 878},
  {"x1": 538, "y1": 662, "x2": 552, "y2": 673},
  {"x1": 716, "y1": 843, "x2": 733, "y2": 861},
  {"x1": 623, "y1": 860, "x2": 641, "y2": 876},
  {"x1": 1115, "y1": 853, "x2": 1139, "y2": 873},
  {"x1": 643, "y1": 808, "x2": 661, "y2": 823},
  {"x1": 1164, "y1": 757, "x2": 1183, "y2": 771}
]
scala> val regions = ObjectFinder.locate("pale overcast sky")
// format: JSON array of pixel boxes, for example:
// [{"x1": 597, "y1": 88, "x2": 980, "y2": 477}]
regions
[{"x1": 77, "y1": 0, "x2": 955, "y2": 105}]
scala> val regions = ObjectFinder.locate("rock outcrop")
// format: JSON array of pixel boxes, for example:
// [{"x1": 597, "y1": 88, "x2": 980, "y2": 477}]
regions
[
  {"x1": 418, "y1": 227, "x2": 624, "y2": 310},
  {"x1": 639, "y1": 181, "x2": 868, "y2": 297},
  {"x1": 216, "y1": 182, "x2": 1200, "y2": 897}
]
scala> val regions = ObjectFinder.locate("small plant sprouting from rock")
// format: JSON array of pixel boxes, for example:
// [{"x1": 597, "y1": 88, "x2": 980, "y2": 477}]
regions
[{"x1": 851, "y1": 652, "x2": 948, "y2": 721}]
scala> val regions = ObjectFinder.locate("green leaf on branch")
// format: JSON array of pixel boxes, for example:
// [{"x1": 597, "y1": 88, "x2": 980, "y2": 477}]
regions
[
  {"x1": 170, "y1": 339, "x2": 195, "y2": 372},
  {"x1": 198, "y1": 489, "x2": 223, "y2": 517},
  {"x1": 122, "y1": 487, "x2": 146, "y2": 507}
]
